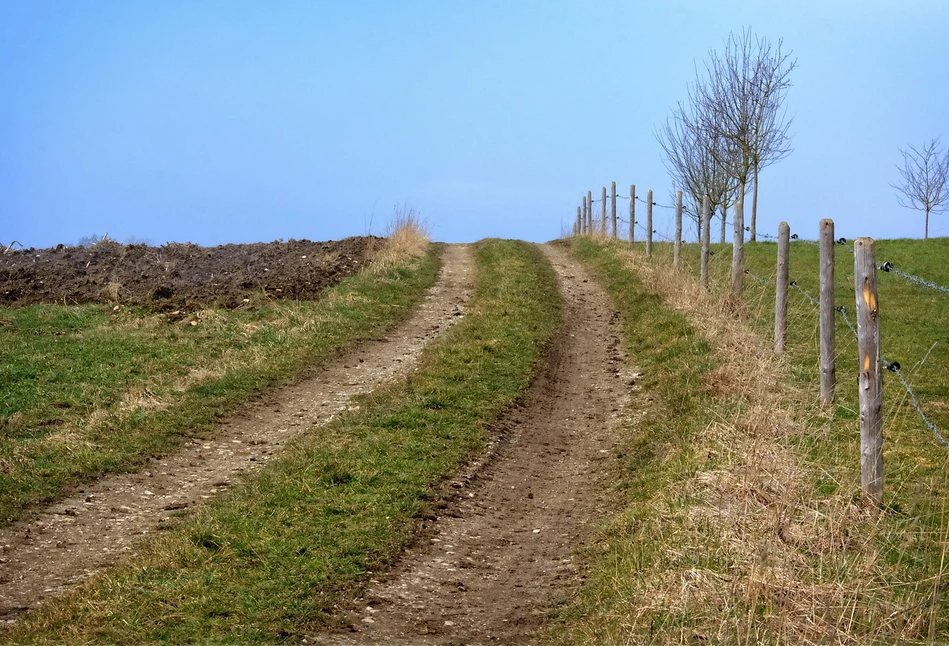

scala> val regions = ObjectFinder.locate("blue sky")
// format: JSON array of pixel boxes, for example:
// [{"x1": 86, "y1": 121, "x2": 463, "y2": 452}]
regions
[{"x1": 2, "y1": 1, "x2": 948, "y2": 248}]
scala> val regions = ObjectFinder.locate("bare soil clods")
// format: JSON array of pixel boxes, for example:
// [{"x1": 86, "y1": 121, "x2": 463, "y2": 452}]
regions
[{"x1": 0, "y1": 236, "x2": 382, "y2": 310}]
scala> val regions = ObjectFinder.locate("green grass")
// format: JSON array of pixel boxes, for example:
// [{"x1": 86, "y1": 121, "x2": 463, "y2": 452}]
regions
[
  {"x1": 0, "y1": 246, "x2": 441, "y2": 526},
  {"x1": 5, "y1": 239, "x2": 562, "y2": 644},
  {"x1": 557, "y1": 235, "x2": 949, "y2": 644}
]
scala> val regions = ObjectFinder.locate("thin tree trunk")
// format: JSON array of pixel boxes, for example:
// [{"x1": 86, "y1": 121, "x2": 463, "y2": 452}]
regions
[
  {"x1": 720, "y1": 205, "x2": 727, "y2": 243},
  {"x1": 926, "y1": 207, "x2": 930, "y2": 239},
  {"x1": 751, "y1": 163, "x2": 759, "y2": 242}
]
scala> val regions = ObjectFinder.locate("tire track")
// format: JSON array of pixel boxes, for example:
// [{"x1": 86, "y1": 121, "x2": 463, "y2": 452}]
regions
[
  {"x1": 314, "y1": 243, "x2": 632, "y2": 645},
  {"x1": 0, "y1": 245, "x2": 473, "y2": 622}
]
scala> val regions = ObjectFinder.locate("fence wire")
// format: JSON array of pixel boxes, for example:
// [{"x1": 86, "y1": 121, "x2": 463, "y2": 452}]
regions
[
  {"x1": 882, "y1": 357, "x2": 949, "y2": 448},
  {"x1": 878, "y1": 262, "x2": 949, "y2": 295},
  {"x1": 789, "y1": 280, "x2": 819, "y2": 306}
]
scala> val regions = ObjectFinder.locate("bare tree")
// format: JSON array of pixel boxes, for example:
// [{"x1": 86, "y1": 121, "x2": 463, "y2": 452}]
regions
[
  {"x1": 692, "y1": 28, "x2": 795, "y2": 241},
  {"x1": 655, "y1": 101, "x2": 738, "y2": 240},
  {"x1": 892, "y1": 139, "x2": 949, "y2": 239}
]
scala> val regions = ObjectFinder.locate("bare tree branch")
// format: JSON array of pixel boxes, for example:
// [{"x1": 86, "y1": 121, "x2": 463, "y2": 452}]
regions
[
  {"x1": 691, "y1": 28, "x2": 796, "y2": 241},
  {"x1": 892, "y1": 139, "x2": 949, "y2": 239}
]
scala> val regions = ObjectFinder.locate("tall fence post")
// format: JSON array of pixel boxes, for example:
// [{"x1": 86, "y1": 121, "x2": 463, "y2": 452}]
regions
[
  {"x1": 646, "y1": 189, "x2": 653, "y2": 257},
  {"x1": 820, "y1": 219, "x2": 836, "y2": 405},
  {"x1": 701, "y1": 196, "x2": 710, "y2": 291},
  {"x1": 581, "y1": 197, "x2": 587, "y2": 235},
  {"x1": 629, "y1": 184, "x2": 636, "y2": 243},
  {"x1": 731, "y1": 201, "x2": 744, "y2": 296},
  {"x1": 587, "y1": 190, "x2": 593, "y2": 234},
  {"x1": 855, "y1": 237, "x2": 884, "y2": 512},
  {"x1": 611, "y1": 181, "x2": 617, "y2": 238},
  {"x1": 601, "y1": 186, "x2": 607, "y2": 235},
  {"x1": 673, "y1": 190, "x2": 683, "y2": 267},
  {"x1": 576, "y1": 206, "x2": 582, "y2": 237},
  {"x1": 775, "y1": 222, "x2": 790, "y2": 353}
]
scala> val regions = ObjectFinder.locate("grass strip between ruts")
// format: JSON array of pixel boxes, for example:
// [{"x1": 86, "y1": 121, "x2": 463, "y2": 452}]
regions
[
  {"x1": 6, "y1": 239, "x2": 562, "y2": 644},
  {"x1": 0, "y1": 244, "x2": 440, "y2": 527}
]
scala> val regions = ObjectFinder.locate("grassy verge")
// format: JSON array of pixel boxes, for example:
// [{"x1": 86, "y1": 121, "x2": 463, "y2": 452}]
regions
[
  {"x1": 0, "y1": 240, "x2": 440, "y2": 527},
  {"x1": 556, "y1": 236, "x2": 949, "y2": 644},
  {"x1": 6, "y1": 239, "x2": 561, "y2": 644}
]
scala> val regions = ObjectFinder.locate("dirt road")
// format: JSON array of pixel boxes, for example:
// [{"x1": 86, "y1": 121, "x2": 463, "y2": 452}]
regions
[
  {"x1": 313, "y1": 244, "x2": 631, "y2": 645},
  {"x1": 0, "y1": 245, "x2": 474, "y2": 621}
]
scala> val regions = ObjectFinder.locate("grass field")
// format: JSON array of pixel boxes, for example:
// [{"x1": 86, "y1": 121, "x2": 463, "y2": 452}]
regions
[
  {"x1": 5, "y1": 239, "x2": 562, "y2": 644},
  {"x1": 0, "y1": 241, "x2": 441, "y2": 527},
  {"x1": 556, "y1": 235, "x2": 949, "y2": 644}
]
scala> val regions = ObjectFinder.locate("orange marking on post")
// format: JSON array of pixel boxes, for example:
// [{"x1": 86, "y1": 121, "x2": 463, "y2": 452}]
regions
[
  {"x1": 863, "y1": 281, "x2": 876, "y2": 312},
  {"x1": 864, "y1": 353, "x2": 871, "y2": 371}
]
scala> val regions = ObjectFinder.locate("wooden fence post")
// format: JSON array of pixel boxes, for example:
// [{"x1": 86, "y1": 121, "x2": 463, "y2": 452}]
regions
[
  {"x1": 629, "y1": 185, "x2": 636, "y2": 243},
  {"x1": 611, "y1": 181, "x2": 617, "y2": 238},
  {"x1": 646, "y1": 189, "x2": 653, "y2": 257},
  {"x1": 601, "y1": 186, "x2": 607, "y2": 235},
  {"x1": 732, "y1": 201, "x2": 744, "y2": 296},
  {"x1": 820, "y1": 219, "x2": 836, "y2": 405},
  {"x1": 855, "y1": 237, "x2": 884, "y2": 511},
  {"x1": 587, "y1": 190, "x2": 593, "y2": 234},
  {"x1": 775, "y1": 222, "x2": 790, "y2": 353},
  {"x1": 576, "y1": 206, "x2": 582, "y2": 237},
  {"x1": 701, "y1": 196, "x2": 710, "y2": 291},
  {"x1": 674, "y1": 190, "x2": 682, "y2": 267},
  {"x1": 581, "y1": 197, "x2": 587, "y2": 235}
]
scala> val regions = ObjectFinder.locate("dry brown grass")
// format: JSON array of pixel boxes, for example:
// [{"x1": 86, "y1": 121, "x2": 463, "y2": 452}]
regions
[
  {"x1": 369, "y1": 204, "x2": 430, "y2": 271},
  {"x1": 594, "y1": 241, "x2": 940, "y2": 644}
]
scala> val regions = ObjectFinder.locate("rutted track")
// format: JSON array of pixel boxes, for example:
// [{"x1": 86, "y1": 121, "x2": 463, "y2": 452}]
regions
[
  {"x1": 315, "y1": 243, "x2": 631, "y2": 645},
  {"x1": 0, "y1": 245, "x2": 474, "y2": 621}
]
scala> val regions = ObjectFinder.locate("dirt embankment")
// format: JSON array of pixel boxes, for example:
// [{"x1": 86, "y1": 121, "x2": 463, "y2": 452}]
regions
[{"x1": 0, "y1": 236, "x2": 382, "y2": 311}]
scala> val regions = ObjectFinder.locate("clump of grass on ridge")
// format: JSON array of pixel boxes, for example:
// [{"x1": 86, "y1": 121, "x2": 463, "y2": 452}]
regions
[{"x1": 369, "y1": 204, "x2": 430, "y2": 271}]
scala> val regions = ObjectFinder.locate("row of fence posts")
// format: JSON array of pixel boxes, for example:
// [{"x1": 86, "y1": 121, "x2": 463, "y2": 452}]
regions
[
  {"x1": 773, "y1": 219, "x2": 884, "y2": 511},
  {"x1": 573, "y1": 183, "x2": 677, "y2": 263},
  {"x1": 573, "y1": 189, "x2": 888, "y2": 513},
  {"x1": 574, "y1": 183, "x2": 747, "y2": 296}
]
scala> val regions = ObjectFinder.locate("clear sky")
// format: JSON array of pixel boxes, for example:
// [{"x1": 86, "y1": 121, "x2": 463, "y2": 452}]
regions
[{"x1": 2, "y1": 0, "x2": 948, "y2": 248}]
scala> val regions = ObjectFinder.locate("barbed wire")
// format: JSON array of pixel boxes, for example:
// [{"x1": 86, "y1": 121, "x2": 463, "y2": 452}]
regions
[
  {"x1": 743, "y1": 269, "x2": 769, "y2": 286},
  {"x1": 882, "y1": 356, "x2": 949, "y2": 448},
  {"x1": 878, "y1": 261, "x2": 949, "y2": 295},
  {"x1": 834, "y1": 305, "x2": 946, "y2": 448},
  {"x1": 835, "y1": 305, "x2": 859, "y2": 340},
  {"x1": 788, "y1": 280, "x2": 819, "y2": 306}
]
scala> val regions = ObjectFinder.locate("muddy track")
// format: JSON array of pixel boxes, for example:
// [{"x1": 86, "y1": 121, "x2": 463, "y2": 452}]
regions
[
  {"x1": 0, "y1": 245, "x2": 474, "y2": 622},
  {"x1": 313, "y1": 244, "x2": 631, "y2": 645}
]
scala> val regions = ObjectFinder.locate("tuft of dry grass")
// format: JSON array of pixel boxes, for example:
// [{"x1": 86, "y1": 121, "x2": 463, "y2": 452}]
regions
[{"x1": 369, "y1": 204, "x2": 430, "y2": 271}]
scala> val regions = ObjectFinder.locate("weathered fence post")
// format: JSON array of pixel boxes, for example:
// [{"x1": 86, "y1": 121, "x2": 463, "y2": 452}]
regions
[
  {"x1": 601, "y1": 186, "x2": 607, "y2": 236},
  {"x1": 576, "y1": 206, "x2": 582, "y2": 237},
  {"x1": 820, "y1": 219, "x2": 836, "y2": 405},
  {"x1": 646, "y1": 189, "x2": 653, "y2": 257},
  {"x1": 731, "y1": 201, "x2": 744, "y2": 296},
  {"x1": 701, "y1": 196, "x2": 710, "y2": 291},
  {"x1": 587, "y1": 190, "x2": 593, "y2": 234},
  {"x1": 855, "y1": 237, "x2": 884, "y2": 512},
  {"x1": 611, "y1": 181, "x2": 617, "y2": 239},
  {"x1": 581, "y1": 197, "x2": 587, "y2": 235},
  {"x1": 775, "y1": 222, "x2": 790, "y2": 353},
  {"x1": 674, "y1": 190, "x2": 683, "y2": 267},
  {"x1": 629, "y1": 184, "x2": 636, "y2": 243}
]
